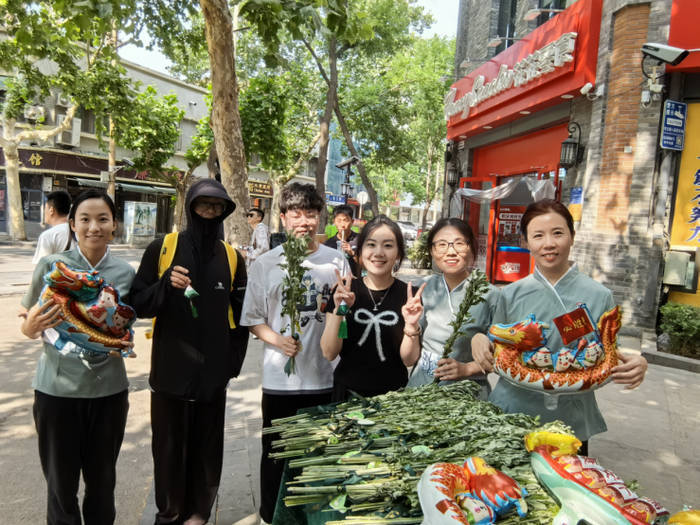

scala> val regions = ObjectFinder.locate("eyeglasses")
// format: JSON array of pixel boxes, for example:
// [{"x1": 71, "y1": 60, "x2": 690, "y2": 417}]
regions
[
  {"x1": 195, "y1": 201, "x2": 225, "y2": 213},
  {"x1": 431, "y1": 240, "x2": 470, "y2": 255}
]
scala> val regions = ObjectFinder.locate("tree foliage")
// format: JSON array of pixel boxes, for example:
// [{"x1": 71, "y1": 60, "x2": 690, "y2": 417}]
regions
[{"x1": 112, "y1": 86, "x2": 184, "y2": 173}]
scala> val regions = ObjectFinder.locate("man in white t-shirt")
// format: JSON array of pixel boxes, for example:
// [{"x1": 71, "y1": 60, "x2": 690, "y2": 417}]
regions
[
  {"x1": 244, "y1": 207, "x2": 270, "y2": 265},
  {"x1": 32, "y1": 190, "x2": 72, "y2": 264},
  {"x1": 240, "y1": 183, "x2": 348, "y2": 524}
]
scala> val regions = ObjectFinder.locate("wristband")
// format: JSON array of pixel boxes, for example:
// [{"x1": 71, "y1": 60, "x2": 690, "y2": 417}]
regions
[{"x1": 403, "y1": 327, "x2": 421, "y2": 337}]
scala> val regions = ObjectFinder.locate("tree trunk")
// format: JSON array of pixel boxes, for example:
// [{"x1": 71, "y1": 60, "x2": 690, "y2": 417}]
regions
[
  {"x1": 206, "y1": 140, "x2": 218, "y2": 179},
  {"x1": 107, "y1": 23, "x2": 118, "y2": 202},
  {"x1": 421, "y1": 152, "x2": 433, "y2": 231},
  {"x1": 108, "y1": 119, "x2": 117, "y2": 201},
  {"x1": 3, "y1": 141, "x2": 26, "y2": 241},
  {"x1": 172, "y1": 171, "x2": 193, "y2": 232},
  {"x1": 333, "y1": 100, "x2": 380, "y2": 217},
  {"x1": 314, "y1": 37, "x2": 337, "y2": 232},
  {"x1": 200, "y1": 0, "x2": 251, "y2": 246},
  {"x1": 269, "y1": 177, "x2": 284, "y2": 232}
]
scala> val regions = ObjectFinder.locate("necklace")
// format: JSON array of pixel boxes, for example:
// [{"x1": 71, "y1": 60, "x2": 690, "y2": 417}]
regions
[{"x1": 366, "y1": 283, "x2": 390, "y2": 311}]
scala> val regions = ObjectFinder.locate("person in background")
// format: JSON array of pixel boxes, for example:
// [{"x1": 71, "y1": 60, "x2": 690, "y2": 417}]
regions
[
  {"x1": 472, "y1": 199, "x2": 648, "y2": 455},
  {"x1": 323, "y1": 204, "x2": 359, "y2": 276},
  {"x1": 20, "y1": 189, "x2": 135, "y2": 525},
  {"x1": 322, "y1": 215, "x2": 417, "y2": 401},
  {"x1": 240, "y1": 182, "x2": 348, "y2": 525},
  {"x1": 129, "y1": 179, "x2": 248, "y2": 525},
  {"x1": 33, "y1": 190, "x2": 72, "y2": 264},
  {"x1": 245, "y1": 207, "x2": 270, "y2": 265},
  {"x1": 400, "y1": 218, "x2": 499, "y2": 400}
]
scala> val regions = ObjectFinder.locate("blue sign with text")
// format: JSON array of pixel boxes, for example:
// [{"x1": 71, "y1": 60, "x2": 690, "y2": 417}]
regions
[
  {"x1": 326, "y1": 193, "x2": 346, "y2": 205},
  {"x1": 660, "y1": 100, "x2": 687, "y2": 151}
]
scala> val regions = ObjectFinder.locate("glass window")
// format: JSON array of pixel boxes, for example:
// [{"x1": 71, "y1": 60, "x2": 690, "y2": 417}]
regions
[{"x1": 496, "y1": 0, "x2": 518, "y2": 54}]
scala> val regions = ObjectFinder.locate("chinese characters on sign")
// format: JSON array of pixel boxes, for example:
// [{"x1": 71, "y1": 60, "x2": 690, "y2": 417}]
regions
[
  {"x1": 687, "y1": 168, "x2": 700, "y2": 242},
  {"x1": 552, "y1": 307, "x2": 595, "y2": 346},
  {"x1": 249, "y1": 181, "x2": 273, "y2": 197}
]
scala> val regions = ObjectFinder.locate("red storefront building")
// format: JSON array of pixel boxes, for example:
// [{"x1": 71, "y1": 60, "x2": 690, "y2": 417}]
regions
[{"x1": 447, "y1": 0, "x2": 700, "y2": 332}]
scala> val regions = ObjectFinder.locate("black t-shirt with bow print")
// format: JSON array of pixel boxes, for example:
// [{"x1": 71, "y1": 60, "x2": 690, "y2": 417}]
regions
[{"x1": 327, "y1": 278, "x2": 408, "y2": 399}]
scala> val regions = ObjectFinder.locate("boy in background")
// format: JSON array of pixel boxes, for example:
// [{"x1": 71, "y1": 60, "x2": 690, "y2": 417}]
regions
[{"x1": 323, "y1": 204, "x2": 358, "y2": 276}]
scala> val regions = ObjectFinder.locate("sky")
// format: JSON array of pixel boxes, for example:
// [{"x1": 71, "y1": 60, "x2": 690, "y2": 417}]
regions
[{"x1": 118, "y1": 0, "x2": 460, "y2": 76}]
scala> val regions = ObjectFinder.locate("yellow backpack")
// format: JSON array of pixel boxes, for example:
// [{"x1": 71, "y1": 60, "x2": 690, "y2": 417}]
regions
[{"x1": 146, "y1": 232, "x2": 238, "y2": 338}]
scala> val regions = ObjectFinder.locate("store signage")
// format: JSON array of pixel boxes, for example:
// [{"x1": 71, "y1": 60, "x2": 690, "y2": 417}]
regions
[
  {"x1": 445, "y1": 32, "x2": 577, "y2": 120},
  {"x1": 660, "y1": 100, "x2": 687, "y2": 151},
  {"x1": 249, "y1": 180, "x2": 272, "y2": 196}
]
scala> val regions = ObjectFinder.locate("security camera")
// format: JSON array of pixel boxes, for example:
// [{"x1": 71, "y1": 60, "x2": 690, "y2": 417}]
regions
[
  {"x1": 336, "y1": 155, "x2": 360, "y2": 169},
  {"x1": 580, "y1": 82, "x2": 593, "y2": 95},
  {"x1": 641, "y1": 43, "x2": 689, "y2": 66}
]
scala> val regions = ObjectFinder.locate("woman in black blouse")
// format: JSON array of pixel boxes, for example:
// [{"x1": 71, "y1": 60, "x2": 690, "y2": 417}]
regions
[{"x1": 321, "y1": 215, "x2": 424, "y2": 401}]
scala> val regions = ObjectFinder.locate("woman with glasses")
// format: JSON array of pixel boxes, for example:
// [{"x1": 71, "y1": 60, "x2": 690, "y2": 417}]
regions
[{"x1": 400, "y1": 218, "x2": 499, "y2": 399}]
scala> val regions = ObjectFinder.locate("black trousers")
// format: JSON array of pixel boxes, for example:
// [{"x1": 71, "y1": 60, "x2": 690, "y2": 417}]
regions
[
  {"x1": 151, "y1": 389, "x2": 226, "y2": 525},
  {"x1": 33, "y1": 389, "x2": 129, "y2": 525},
  {"x1": 259, "y1": 392, "x2": 331, "y2": 523}
]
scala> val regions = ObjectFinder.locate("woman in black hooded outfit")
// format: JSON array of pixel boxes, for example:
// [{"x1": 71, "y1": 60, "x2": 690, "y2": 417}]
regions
[{"x1": 130, "y1": 179, "x2": 248, "y2": 525}]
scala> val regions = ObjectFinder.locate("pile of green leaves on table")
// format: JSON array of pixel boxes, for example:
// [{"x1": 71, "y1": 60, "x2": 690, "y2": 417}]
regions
[{"x1": 268, "y1": 381, "x2": 564, "y2": 524}]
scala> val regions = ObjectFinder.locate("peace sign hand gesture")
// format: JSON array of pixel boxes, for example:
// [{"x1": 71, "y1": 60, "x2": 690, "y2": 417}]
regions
[
  {"x1": 333, "y1": 270, "x2": 356, "y2": 311},
  {"x1": 401, "y1": 281, "x2": 426, "y2": 328}
]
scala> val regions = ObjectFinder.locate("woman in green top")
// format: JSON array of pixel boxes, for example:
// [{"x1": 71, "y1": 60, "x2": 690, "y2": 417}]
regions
[
  {"x1": 20, "y1": 190, "x2": 135, "y2": 525},
  {"x1": 472, "y1": 199, "x2": 647, "y2": 454},
  {"x1": 401, "y1": 218, "x2": 499, "y2": 399}
]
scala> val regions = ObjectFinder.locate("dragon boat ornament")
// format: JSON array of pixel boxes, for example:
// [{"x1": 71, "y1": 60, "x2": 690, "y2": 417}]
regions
[
  {"x1": 418, "y1": 457, "x2": 528, "y2": 524},
  {"x1": 525, "y1": 431, "x2": 671, "y2": 524},
  {"x1": 39, "y1": 261, "x2": 136, "y2": 357},
  {"x1": 488, "y1": 304, "x2": 621, "y2": 394}
]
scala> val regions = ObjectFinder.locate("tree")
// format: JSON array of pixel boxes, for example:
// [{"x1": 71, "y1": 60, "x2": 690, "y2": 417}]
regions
[
  {"x1": 338, "y1": 35, "x2": 454, "y2": 226},
  {"x1": 238, "y1": 52, "x2": 324, "y2": 231},
  {"x1": 297, "y1": 0, "x2": 431, "y2": 219},
  {"x1": 0, "y1": 1, "x2": 137, "y2": 240}
]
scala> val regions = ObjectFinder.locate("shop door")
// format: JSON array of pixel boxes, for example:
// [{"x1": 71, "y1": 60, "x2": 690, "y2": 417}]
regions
[{"x1": 468, "y1": 123, "x2": 569, "y2": 282}]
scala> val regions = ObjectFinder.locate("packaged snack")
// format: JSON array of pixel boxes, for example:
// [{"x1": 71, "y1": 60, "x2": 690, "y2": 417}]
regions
[{"x1": 596, "y1": 483, "x2": 638, "y2": 506}]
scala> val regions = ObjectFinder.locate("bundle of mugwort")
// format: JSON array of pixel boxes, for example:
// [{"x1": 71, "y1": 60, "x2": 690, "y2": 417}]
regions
[{"x1": 267, "y1": 381, "x2": 565, "y2": 524}]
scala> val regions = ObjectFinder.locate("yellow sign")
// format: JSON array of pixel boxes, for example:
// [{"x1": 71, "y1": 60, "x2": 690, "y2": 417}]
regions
[
  {"x1": 29, "y1": 153, "x2": 43, "y2": 166},
  {"x1": 669, "y1": 102, "x2": 700, "y2": 306}
]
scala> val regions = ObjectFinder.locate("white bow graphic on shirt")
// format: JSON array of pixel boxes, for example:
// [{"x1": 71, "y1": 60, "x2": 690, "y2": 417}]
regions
[{"x1": 354, "y1": 308, "x2": 399, "y2": 362}]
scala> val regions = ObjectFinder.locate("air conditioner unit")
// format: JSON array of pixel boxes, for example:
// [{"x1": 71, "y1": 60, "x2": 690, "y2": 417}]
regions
[
  {"x1": 55, "y1": 115, "x2": 82, "y2": 148},
  {"x1": 23, "y1": 105, "x2": 45, "y2": 122},
  {"x1": 55, "y1": 93, "x2": 72, "y2": 107}
]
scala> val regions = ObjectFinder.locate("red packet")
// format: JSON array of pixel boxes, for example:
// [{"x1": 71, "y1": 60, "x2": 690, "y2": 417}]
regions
[{"x1": 552, "y1": 307, "x2": 595, "y2": 345}]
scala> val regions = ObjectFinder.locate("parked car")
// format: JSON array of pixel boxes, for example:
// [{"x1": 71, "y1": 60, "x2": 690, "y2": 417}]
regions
[{"x1": 397, "y1": 221, "x2": 419, "y2": 242}]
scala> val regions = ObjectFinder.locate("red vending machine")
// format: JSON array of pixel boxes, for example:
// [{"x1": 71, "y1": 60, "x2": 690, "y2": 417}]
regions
[{"x1": 493, "y1": 205, "x2": 531, "y2": 282}]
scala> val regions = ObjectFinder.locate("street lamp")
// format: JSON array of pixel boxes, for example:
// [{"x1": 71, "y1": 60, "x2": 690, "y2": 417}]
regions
[
  {"x1": 560, "y1": 122, "x2": 584, "y2": 169},
  {"x1": 336, "y1": 156, "x2": 359, "y2": 204},
  {"x1": 444, "y1": 143, "x2": 459, "y2": 188}
]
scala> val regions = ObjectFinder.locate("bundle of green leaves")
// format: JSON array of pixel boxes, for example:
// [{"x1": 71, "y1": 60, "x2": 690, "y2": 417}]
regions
[
  {"x1": 436, "y1": 269, "x2": 490, "y2": 381},
  {"x1": 267, "y1": 381, "x2": 564, "y2": 523},
  {"x1": 279, "y1": 233, "x2": 311, "y2": 375}
]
